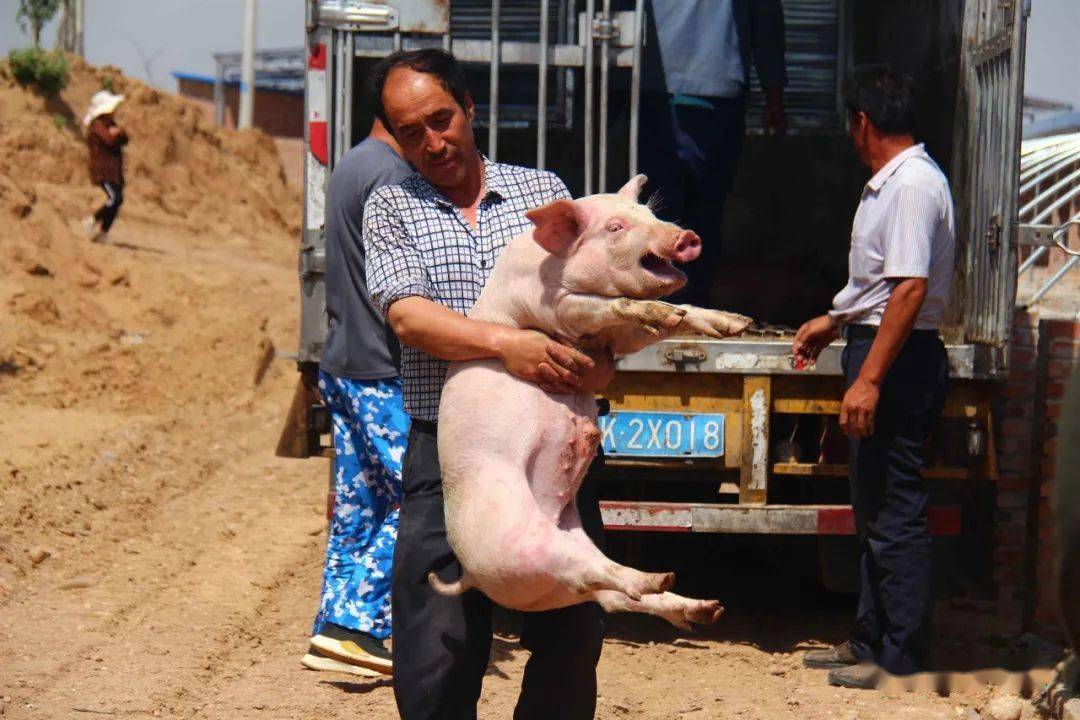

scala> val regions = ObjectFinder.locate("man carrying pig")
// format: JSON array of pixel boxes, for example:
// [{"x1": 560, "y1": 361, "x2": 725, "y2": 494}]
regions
[{"x1": 364, "y1": 49, "x2": 614, "y2": 720}]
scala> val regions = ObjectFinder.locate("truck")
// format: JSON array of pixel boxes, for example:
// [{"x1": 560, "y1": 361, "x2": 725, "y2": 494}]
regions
[{"x1": 280, "y1": 0, "x2": 1068, "y2": 593}]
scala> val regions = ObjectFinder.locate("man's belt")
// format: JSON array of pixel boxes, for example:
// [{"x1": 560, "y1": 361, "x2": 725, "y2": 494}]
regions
[{"x1": 843, "y1": 324, "x2": 940, "y2": 342}]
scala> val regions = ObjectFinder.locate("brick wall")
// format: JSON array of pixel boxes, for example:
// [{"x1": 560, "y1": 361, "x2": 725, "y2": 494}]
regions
[
  {"x1": 995, "y1": 311, "x2": 1080, "y2": 640},
  {"x1": 1031, "y1": 318, "x2": 1080, "y2": 634},
  {"x1": 175, "y1": 78, "x2": 303, "y2": 138}
]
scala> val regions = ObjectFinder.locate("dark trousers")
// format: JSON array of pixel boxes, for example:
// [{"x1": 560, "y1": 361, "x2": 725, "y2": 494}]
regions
[
  {"x1": 391, "y1": 420, "x2": 606, "y2": 720},
  {"x1": 93, "y1": 181, "x2": 123, "y2": 232},
  {"x1": 842, "y1": 325, "x2": 948, "y2": 675},
  {"x1": 638, "y1": 92, "x2": 745, "y2": 307}
]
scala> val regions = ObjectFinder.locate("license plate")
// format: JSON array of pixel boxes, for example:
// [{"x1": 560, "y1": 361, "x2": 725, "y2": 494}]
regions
[{"x1": 598, "y1": 411, "x2": 725, "y2": 458}]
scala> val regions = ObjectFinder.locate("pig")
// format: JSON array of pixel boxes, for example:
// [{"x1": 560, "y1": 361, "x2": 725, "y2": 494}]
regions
[{"x1": 430, "y1": 175, "x2": 752, "y2": 630}]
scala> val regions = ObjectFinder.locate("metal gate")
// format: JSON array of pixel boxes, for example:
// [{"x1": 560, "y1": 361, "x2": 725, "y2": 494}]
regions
[
  {"x1": 953, "y1": 0, "x2": 1029, "y2": 355},
  {"x1": 299, "y1": 0, "x2": 646, "y2": 364}
]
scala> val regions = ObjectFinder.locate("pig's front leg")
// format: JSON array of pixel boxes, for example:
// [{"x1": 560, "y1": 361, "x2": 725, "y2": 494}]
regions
[
  {"x1": 667, "y1": 305, "x2": 753, "y2": 339},
  {"x1": 557, "y1": 295, "x2": 687, "y2": 340}
]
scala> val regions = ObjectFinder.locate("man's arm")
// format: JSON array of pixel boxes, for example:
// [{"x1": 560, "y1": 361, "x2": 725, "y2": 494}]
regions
[
  {"x1": 747, "y1": 0, "x2": 787, "y2": 88},
  {"x1": 840, "y1": 278, "x2": 927, "y2": 438},
  {"x1": 94, "y1": 118, "x2": 127, "y2": 147},
  {"x1": 792, "y1": 314, "x2": 840, "y2": 366},
  {"x1": 387, "y1": 297, "x2": 597, "y2": 393},
  {"x1": 841, "y1": 183, "x2": 940, "y2": 438},
  {"x1": 747, "y1": 0, "x2": 787, "y2": 135}
]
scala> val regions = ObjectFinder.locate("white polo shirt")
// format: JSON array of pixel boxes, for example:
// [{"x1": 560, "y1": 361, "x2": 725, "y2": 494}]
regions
[{"x1": 829, "y1": 143, "x2": 955, "y2": 330}]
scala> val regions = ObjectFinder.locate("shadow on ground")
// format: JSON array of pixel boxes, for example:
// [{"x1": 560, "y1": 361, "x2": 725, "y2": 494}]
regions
[{"x1": 491, "y1": 531, "x2": 1065, "y2": 675}]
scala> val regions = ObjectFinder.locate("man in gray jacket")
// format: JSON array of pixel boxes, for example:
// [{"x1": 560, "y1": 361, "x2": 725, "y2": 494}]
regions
[{"x1": 640, "y1": 0, "x2": 787, "y2": 307}]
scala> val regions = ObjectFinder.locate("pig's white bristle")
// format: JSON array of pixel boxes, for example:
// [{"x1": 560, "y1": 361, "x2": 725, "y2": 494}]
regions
[{"x1": 645, "y1": 190, "x2": 664, "y2": 213}]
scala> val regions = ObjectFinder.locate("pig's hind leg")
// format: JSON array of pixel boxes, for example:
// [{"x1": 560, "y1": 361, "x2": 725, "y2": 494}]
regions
[
  {"x1": 543, "y1": 509, "x2": 675, "y2": 600},
  {"x1": 545, "y1": 417, "x2": 674, "y2": 600},
  {"x1": 594, "y1": 590, "x2": 725, "y2": 631}
]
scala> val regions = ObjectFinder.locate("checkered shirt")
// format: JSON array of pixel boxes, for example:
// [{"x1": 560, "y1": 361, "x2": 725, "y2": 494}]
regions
[{"x1": 364, "y1": 159, "x2": 571, "y2": 421}]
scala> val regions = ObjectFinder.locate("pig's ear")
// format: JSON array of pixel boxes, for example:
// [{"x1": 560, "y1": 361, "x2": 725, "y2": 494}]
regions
[
  {"x1": 526, "y1": 199, "x2": 582, "y2": 257},
  {"x1": 616, "y1": 174, "x2": 648, "y2": 204}
]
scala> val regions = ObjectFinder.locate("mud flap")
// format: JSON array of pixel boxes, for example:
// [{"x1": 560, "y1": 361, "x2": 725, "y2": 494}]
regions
[{"x1": 274, "y1": 363, "x2": 327, "y2": 459}]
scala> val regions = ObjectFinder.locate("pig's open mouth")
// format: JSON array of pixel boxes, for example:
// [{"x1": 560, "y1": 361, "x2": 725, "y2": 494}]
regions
[{"x1": 640, "y1": 251, "x2": 683, "y2": 280}]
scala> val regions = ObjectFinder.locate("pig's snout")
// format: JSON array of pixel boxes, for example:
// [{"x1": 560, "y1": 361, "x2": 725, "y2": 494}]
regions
[{"x1": 672, "y1": 231, "x2": 701, "y2": 263}]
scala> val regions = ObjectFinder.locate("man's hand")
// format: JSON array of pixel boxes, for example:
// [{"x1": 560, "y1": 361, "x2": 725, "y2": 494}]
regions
[
  {"x1": 763, "y1": 87, "x2": 787, "y2": 137},
  {"x1": 792, "y1": 314, "x2": 839, "y2": 367},
  {"x1": 496, "y1": 328, "x2": 597, "y2": 395},
  {"x1": 840, "y1": 376, "x2": 880, "y2": 439}
]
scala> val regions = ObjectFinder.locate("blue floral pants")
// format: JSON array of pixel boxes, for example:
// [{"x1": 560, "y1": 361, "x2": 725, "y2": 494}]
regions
[{"x1": 312, "y1": 372, "x2": 409, "y2": 640}]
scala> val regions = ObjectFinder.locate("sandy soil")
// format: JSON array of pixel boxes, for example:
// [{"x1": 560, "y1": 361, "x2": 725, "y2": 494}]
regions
[{"x1": 0, "y1": 59, "x2": 1041, "y2": 720}]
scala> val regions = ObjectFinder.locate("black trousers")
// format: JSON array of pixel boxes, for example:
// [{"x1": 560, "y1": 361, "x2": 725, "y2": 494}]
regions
[
  {"x1": 391, "y1": 420, "x2": 606, "y2": 720},
  {"x1": 637, "y1": 92, "x2": 745, "y2": 307},
  {"x1": 842, "y1": 325, "x2": 948, "y2": 675},
  {"x1": 93, "y1": 181, "x2": 123, "y2": 232}
]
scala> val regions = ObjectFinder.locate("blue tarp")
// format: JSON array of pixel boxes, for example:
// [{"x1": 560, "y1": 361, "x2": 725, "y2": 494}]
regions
[{"x1": 171, "y1": 70, "x2": 303, "y2": 96}]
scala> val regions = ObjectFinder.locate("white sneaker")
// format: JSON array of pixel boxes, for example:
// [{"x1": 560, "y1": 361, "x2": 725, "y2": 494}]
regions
[
  {"x1": 309, "y1": 628, "x2": 393, "y2": 675},
  {"x1": 300, "y1": 652, "x2": 383, "y2": 678},
  {"x1": 82, "y1": 216, "x2": 99, "y2": 238}
]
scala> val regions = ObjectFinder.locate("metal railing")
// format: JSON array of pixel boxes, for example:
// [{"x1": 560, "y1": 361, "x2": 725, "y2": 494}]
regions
[{"x1": 1016, "y1": 132, "x2": 1080, "y2": 307}]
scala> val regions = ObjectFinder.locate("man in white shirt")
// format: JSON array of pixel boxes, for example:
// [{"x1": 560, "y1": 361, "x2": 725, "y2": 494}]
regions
[{"x1": 792, "y1": 64, "x2": 955, "y2": 688}]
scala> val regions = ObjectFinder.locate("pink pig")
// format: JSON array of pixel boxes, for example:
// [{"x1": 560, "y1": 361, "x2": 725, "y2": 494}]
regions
[{"x1": 431, "y1": 175, "x2": 751, "y2": 629}]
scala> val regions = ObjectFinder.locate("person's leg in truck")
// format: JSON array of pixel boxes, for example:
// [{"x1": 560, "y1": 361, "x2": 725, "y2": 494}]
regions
[
  {"x1": 305, "y1": 372, "x2": 409, "y2": 676},
  {"x1": 640, "y1": 94, "x2": 745, "y2": 308},
  {"x1": 677, "y1": 94, "x2": 745, "y2": 308}
]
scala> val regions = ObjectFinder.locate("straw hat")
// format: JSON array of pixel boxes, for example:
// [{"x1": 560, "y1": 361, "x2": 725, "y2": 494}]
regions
[{"x1": 83, "y1": 90, "x2": 125, "y2": 127}]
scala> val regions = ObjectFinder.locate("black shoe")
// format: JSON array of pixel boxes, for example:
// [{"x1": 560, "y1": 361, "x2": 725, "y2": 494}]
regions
[
  {"x1": 827, "y1": 662, "x2": 881, "y2": 690},
  {"x1": 803, "y1": 640, "x2": 858, "y2": 669}
]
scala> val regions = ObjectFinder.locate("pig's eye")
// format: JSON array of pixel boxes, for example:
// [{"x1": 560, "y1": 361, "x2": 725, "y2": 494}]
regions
[{"x1": 606, "y1": 220, "x2": 627, "y2": 233}]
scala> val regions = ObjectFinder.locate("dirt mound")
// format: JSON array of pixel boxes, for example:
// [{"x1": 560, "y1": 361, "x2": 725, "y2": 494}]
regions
[
  {"x1": 0, "y1": 56, "x2": 301, "y2": 396},
  {"x1": 0, "y1": 55, "x2": 298, "y2": 245}
]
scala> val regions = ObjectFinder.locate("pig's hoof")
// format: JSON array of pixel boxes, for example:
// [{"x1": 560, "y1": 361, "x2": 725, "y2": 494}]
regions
[
  {"x1": 687, "y1": 599, "x2": 725, "y2": 626},
  {"x1": 610, "y1": 567, "x2": 675, "y2": 599},
  {"x1": 662, "y1": 599, "x2": 725, "y2": 631},
  {"x1": 643, "y1": 571, "x2": 675, "y2": 595},
  {"x1": 613, "y1": 299, "x2": 686, "y2": 334},
  {"x1": 677, "y1": 309, "x2": 753, "y2": 338}
]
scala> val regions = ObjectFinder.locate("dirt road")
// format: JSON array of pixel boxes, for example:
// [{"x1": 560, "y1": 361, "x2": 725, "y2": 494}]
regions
[
  {"x1": 0, "y1": 58, "x2": 1023, "y2": 720},
  {"x1": 3, "y1": 208, "x2": 1019, "y2": 720}
]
